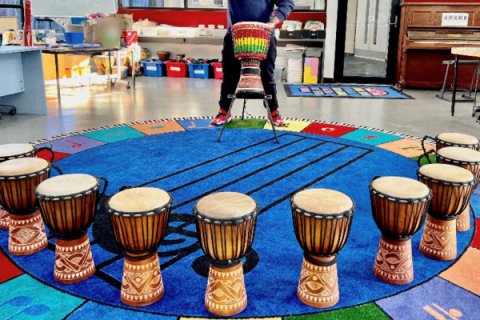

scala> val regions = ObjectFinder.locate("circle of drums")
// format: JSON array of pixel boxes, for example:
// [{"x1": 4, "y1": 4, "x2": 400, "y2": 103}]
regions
[{"x1": 0, "y1": 131, "x2": 478, "y2": 317}]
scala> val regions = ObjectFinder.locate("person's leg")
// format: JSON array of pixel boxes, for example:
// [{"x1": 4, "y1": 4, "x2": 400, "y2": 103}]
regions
[
  {"x1": 261, "y1": 36, "x2": 284, "y2": 126},
  {"x1": 218, "y1": 33, "x2": 241, "y2": 112},
  {"x1": 261, "y1": 36, "x2": 279, "y2": 112}
]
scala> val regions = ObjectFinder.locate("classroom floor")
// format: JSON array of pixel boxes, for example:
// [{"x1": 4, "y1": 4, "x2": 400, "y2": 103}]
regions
[{"x1": 0, "y1": 77, "x2": 478, "y2": 144}]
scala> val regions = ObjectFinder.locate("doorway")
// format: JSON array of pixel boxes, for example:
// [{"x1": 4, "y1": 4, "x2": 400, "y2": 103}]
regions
[{"x1": 334, "y1": 0, "x2": 400, "y2": 84}]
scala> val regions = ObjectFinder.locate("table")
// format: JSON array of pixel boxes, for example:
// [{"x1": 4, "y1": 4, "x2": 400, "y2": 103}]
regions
[
  {"x1": 450, "y1": 47, "x2": 480, "y2": 120},
  {"x1": 42, "y1": 47, "x2": 136, "y2": 107},
  {"x1": 0, "y1": 46, "x2": 47, "y2": 117}
]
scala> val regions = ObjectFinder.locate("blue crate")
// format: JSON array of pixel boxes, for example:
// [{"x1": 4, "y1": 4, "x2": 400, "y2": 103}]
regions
[
  {"x1": 188, "y1": 63, "x2": 210, "y2": 79},
  {"x1": 64, "y1": 32, "x2": 84, "y2": 44},
  {"x1": 142, "y1": 60, "x2": 165, "y2": 77}
]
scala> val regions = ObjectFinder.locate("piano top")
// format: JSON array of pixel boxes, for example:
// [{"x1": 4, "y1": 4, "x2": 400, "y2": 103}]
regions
[{"x1": 406, "y1": 26, "x2": 480, "y2": 49}]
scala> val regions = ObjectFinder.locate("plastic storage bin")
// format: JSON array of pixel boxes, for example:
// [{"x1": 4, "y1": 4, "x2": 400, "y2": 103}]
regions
[
  {"x1": 64, "y1": 32, "x2": 84, "y2": 44},
  {"x1": 142, "y1": 60, "x2": 165, "y2": 77},
  {"x1": 166, "y1": 61, "x2": 188, "y2": 78},
  {"x1": 211, "y1": 62, "x2": 223, "y2": 79},
  {"x1": 188, "y1": 63, "x2": 210, "y2": 79}
]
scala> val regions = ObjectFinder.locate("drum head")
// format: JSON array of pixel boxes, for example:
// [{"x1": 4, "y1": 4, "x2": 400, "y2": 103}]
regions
[
  {"x1": 438, "y1": 147, "x2": 480, "y2": 163},
  {"x1": 437, "y1": 132, "x2": 479, "y2": 145},
  {"x1": 0, "y1": 144, "x2": 35, "y2": 158},
  {"x1": 36, "y1": 174, "x2": 98, "y2": 197},
  {"x1": 0, "y1": 158, "x2": 48, "y2": 176},
  {"x1": 109, "y1": 187, "x2": 171, "y2": 213},
  {"x1": 419, "y1": 164, "x2": 474, "y2": 183},
  {"x1": 196, "y1": 192, "x2": 256, "y2": 219},
  {"x1": 292, "y1": 188, "x2": 353, "y2": 215},
  {"x1": 371, "y1": 176, "x2": 430, "y2": 199},
  {"x1": 233, "y1": 21, "x2": 268, "y2": 27}
]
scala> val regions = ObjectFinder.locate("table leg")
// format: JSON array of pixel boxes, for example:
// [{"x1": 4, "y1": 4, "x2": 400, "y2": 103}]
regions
[
  {"x1": 108, "y1": 51, "x2": 113, "y2": 87},
  {"x1": 451, "y1": 55, "x2": 459, "y2": 116},
  {"x1": 54, "y1": 53, "x2": 62, "y2": 107}
]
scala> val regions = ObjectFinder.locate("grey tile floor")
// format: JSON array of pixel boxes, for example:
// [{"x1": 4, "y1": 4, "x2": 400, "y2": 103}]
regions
[
  {"x1": 343, "y1": 54, "x2": 387, "y2": 78},
  {"x1": 0, "y1": 77, "x2": 478, "y2": 144}
]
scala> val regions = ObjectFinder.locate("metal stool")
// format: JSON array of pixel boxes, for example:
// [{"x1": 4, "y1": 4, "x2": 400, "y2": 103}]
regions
[
  {"x1": 217, "y1": 94, "x2": 280, "y2": 144},
  {"x1": 436, "y1": 60, "x2": 480, "y2": 102}
]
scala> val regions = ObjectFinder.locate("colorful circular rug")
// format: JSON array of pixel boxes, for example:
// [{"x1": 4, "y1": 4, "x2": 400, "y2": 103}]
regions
[{"x1": 0, "y1": 117, "x2": 479, "y2": 320}]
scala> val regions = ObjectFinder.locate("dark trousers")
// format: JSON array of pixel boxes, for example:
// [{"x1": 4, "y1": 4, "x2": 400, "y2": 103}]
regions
[{"x1": 219, "y1": 32, "x2": 279, "y2": 112}]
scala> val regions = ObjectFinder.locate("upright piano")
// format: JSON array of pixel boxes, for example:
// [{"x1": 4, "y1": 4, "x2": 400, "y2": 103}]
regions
[{"x1": 396, "y1": 2, "x2": 480, "y2": 89}]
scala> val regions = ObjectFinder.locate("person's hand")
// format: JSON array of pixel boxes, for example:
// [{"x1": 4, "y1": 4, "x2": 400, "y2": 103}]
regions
[{"x1": 267, "y1": 16, "x2": 280, "y2": 29}]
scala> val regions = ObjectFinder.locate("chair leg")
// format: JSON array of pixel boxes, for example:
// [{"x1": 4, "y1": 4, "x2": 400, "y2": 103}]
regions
[
  {"x1": 438, "y1": 62, "x2": 450, "y2": 100},
  {"x1": 472, "y1": 64, "x2": 480, "y2": 117},
  {"x1": 264, "y1": 96, "x2": 279, "y2": 144},
  {"x1": 217, "y1": 96, "x2": 235, "y2": 143}
]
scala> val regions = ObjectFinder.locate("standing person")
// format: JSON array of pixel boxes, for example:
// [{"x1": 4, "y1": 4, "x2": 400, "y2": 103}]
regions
[{"x1": 211, "y1": 0, "x2": 295, "y2": 127}]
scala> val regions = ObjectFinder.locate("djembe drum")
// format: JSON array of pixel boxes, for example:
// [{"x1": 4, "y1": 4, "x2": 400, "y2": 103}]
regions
[
  {"x1": 231, "y1": 22, "x2": 272, "y2": 98},
  {"x1": 107, "y1": 187, "x2": 171, "y2": 306},
  {"x1": 36, "y1": 174, "x2": 107, "y2": 284},
  {"x1": 0, "y1": 158, "x2": 52, "y2": 255},
  {"x1": 418, "y1": 164, "x2": 475, "y2": 260},
  {"x1": 370, "y1": 177, "x2": 431, "y2": 284},
  {"x1": 194, "y1": 192, "x2": 258, "y2": 316},
  {"x1": 0, "y1": 144, "x2": 53, "y2": 230},
  {"x1": 424, "y1": 132, "x2": 480, "y2": 151},
  {"x1": 291, "y1": 189, "x2": 354, "y2": 308},
  {"x1": 437, "y1": 147, "x2": 480, "y2": 232}
]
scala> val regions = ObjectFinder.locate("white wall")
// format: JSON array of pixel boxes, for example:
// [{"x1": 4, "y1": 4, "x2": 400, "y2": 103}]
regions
[
  {"x1": 345, "y1": 0, "x2": 357, "y2": 54},
  {"x1": 323, "y1": 0, "x2": 338, "y2": 79}
]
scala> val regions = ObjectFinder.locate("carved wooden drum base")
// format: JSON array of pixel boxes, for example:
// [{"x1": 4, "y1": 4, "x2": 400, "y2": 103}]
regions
[
  {"x1": 374, "y1": 236, "x2": 413, "y2": 285},
  {"x1": 456, "y1": 207, "x2": 470, "y2": 232},
  {"x1": 420, "y1": 215, "x2": 457, "y2": 261},
  {"x1": 205, "y1": 263, "x2": 247, "y2": 316},
  {"x1": 54, "y1": 234, "x2": 95, "y2": 284},
  {"x1": 0, "y1": 206, "x2": 9, "y2": 230},
  {"x1": 297, "y1": 257, "x2": 339, "y2": 308},
  {"x1": 236, "y1": 59, "x2": 265, "y2": 99},
  {"x1": 121, "y1": 253, "x2": 164, "y2": 307},
  {"x1": 8, "y1": 210, "x2": 47, "y2": 256}
]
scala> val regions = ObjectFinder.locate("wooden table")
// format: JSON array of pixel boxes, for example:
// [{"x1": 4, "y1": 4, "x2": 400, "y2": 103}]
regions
[
  {"x1": 450, "y1": 47, "x2": 480, "y2": 118},
  {"x1": 42, "y1": 47, "x2": 135, "y2": 107}
]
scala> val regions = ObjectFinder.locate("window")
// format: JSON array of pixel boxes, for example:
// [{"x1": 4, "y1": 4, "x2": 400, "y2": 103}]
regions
[
  {"x1": 0, "y1": 0, "x2": 24, "y2": 30},
  {"x1": 121, "y1": 0, "x2": 325, "y2": 11}
]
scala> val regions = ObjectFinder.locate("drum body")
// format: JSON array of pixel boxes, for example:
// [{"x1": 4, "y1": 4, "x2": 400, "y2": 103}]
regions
[
  {"x1": 107, "y1": 187, "x2": 172, "y2": 307},
  {"x1": 0, "y1": 158, "x2": 51, "y2": 255},
  {"x1": 0, "y1": 144, "x2": 37, "y2": 229},
  {"x1": 194, "y1": 192, "x2": 258, "y2": 316},
  {"x1": 437, "y1": 147, "x2": 480, "y2": 232},
  {"x1": 369, "y1": 177, "x2": 431, "y2": 284},
  {"x1": 231, "y1": 22, "x2": 272, "y2": 98},
  {"x1": 418, "y1": 164, "x2": 475, "y2": 260},
  {"x1": 36, "y1": 174, "x2": 102, "y2": 284},
  {"x1": 434, "y1": 133, "x2": 480, "y2": 151},
  {"x1": 291, "y1": 189, "x2": 354, "y2": 308}
]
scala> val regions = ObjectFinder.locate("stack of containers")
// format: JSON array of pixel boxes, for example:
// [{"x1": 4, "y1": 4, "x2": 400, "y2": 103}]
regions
[
  {"x1": 211, "y1": 62, "x2": 223, "y2": 79},
  {"x1": 166, "y1": 61, "x2": 189, "y2": 78},
  {"x1": 188, "y1": 63, "x2": 210, "y2": 79},
  {"x1": 142, "y1": 60, "x2": 165, "y2": 77},
  {"x1": 303, "y1": 57, "x2": 319, "y2": 84}
]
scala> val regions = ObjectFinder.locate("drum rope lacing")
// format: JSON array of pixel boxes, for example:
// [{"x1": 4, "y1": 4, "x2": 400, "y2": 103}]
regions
[
  {"x1": 194, "y1": 205, "x2": 259, "y2": 268},
  {"x1": 417, "y1": 172, "x2": 475, "y2": 220},
  {"x1": 291, "y1": 200, "x2": 355, "y2": 261},
  {"x1": 369, "y1": 187, "x2": 432, "y2": 241}
]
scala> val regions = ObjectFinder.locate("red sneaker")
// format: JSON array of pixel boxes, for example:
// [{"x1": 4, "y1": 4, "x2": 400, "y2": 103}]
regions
[
  {"x1": 211, "y1": 109, "x2": 232, "y2": 126},
  {"x1": 268, "y1": 110, "x2": 286, "y2": 127}
]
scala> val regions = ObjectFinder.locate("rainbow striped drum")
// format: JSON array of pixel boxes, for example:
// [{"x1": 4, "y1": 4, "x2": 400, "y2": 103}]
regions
[{"x1": 231, "y1": 22, "x2": 272, "y2": 98}]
